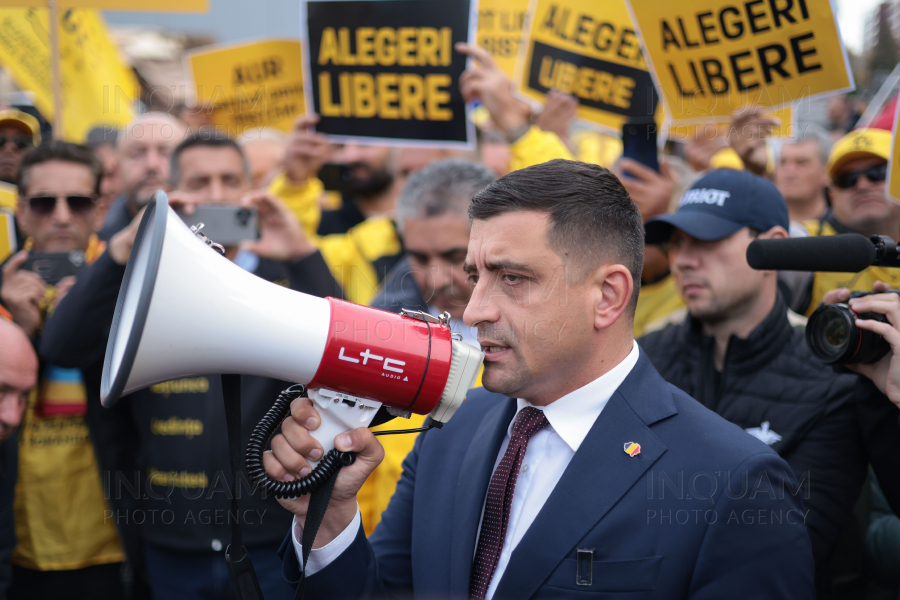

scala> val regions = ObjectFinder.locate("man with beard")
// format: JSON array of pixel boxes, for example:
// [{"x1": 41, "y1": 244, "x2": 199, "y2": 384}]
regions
[
  {"x1": 316, "y1": 143, "x2": 397, "y2": 236},
  {"x1": 98, "y1": 113, "x2": 187, "y2": 241}
]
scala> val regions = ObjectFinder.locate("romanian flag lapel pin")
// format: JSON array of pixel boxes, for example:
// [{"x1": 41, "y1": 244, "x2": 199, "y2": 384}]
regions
[{"x1": 624, "y1": 441, "x2": 641, "y2": 458}]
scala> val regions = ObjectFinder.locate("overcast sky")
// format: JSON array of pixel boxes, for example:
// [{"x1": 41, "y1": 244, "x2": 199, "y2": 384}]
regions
[{"x1": 836, "y1": 0, "x2": 880, "y2": 54}]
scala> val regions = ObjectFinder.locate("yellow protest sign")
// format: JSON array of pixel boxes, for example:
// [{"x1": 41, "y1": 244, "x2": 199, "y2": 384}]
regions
[
  {"x1": 302, "y1": 0, "x2": 476, "y2": 147},
  {"x1": 0, "y1": 0, "x2": 206, "y2": 10},
  {"x1": 185, "y1": 39, "x2": 306, "y2": 136},
  {"x1": 515, "y1": 0, "x2": 660, "y2": 134},
  {"x1": 0, "y1": 209, "x2": 16, "y2": 264},
  {"x1": 0, "y1": 8, "x2": 138, "y2": 142},
  {"x1": 0, "y1": 182, "x2": 16, "y2": 211},
  {"x1": 667, "y1": 104, "x2": 796, "y2": 142},
  {"x1": 627, "y1": 0, "x2": 854, "y2": 122},
  {"x1": 888, "y1": 99, "x2": 900, "y2": 206},
  {"x1": 477, "y1": 0, "x2": 530, "y2": 79}
]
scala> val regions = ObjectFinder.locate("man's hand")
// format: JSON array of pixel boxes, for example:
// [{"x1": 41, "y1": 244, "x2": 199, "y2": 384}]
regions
[
  {"x1": 107, "y1": 192, "x2": 201, "y2": 265},
  {"x1": 240, "y1": 191, "x2": 316, "y2": 262},
  {"x1": 1, "y1": 251, "x2": 46, "y2": 337},
  {"x1": 51, "y1": 276, "x2": 76, "y2": 312},
  {"x1": 728, "y1": 105, "x2": 777, "y2": 177},
  {"x1": 823, "y1": 282, "x2": 900, "y2": 409},
  {"x1": 457, "y1": 43, "x2": 531, "y2": 139},
  {"x1": 535, "y1": 90, "x2": 577, "y2": 148},
  {"x1": 262, "y1": 397, "x2": 385, "y2": 547},
  {"x1": 614, "y1": 158, "x2": 675, "y2": 221},
  {"x1": 284, "y1": 115, "x2": 331, "y2": 185}
]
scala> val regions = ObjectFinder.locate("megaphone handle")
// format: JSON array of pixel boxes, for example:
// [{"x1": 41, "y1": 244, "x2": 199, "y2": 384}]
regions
[{"x1": 245, "y1": 387, "x2": 357, "y2": 499}]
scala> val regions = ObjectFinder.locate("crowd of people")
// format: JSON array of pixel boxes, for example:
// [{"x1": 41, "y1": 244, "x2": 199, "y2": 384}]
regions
[{"x1": 0, "y1": 42, "x2": 899, "y2": 600}]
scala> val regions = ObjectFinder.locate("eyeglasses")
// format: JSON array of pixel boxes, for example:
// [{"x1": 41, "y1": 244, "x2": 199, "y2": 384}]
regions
[
  {"x1": 0, "y1": 135, "x2": 32, "y2": 150},
  {"x1": 26, "y1": 195, "x2": 96, "y2": 216},
  {"x1": 831, "y1": 163, "x2": 887, "y2": 190}
]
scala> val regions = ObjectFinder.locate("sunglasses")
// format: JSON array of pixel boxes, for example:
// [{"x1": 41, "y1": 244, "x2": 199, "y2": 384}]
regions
[
  {"x1": 26, "y1": 195, "x2": 96, "y2": 216},
  {"x1": 0, "y1": 135, "x2": 33, "y2": 150},
  {"x1": 832, "y1": 163, "x2": 887, "y2": 190}
]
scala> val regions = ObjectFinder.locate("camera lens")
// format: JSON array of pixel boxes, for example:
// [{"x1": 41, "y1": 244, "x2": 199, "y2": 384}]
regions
[
  {"x1": 806, "y1": 303, "x2": 892, "y2": 365},
  {"x1": 806, "y1": 305, "x2": 856, "y2": 364}
]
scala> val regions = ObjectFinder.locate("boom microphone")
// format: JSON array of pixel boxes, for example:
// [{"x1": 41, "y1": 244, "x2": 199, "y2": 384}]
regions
[{"x1": 747, "y1": 234, "x2": 879, "y2": 272}]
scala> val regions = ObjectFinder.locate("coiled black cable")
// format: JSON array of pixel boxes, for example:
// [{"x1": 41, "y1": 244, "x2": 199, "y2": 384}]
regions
[{"x1": 245, "y1": 385, "x2": 356, "y2": 499}]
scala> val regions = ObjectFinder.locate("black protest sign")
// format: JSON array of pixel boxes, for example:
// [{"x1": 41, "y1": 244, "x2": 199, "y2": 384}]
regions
[{"x1": 302, "y1": 0, "x2": 474, "y2": 147}]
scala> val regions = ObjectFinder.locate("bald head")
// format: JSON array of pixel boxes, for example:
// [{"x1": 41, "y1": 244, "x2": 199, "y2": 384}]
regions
[
  {"x1": 118, "y1": 113, "x2": 188, "y2": 212},
  {"x1": 0, "y1": 319, "x2": 36, "y2": 442}
]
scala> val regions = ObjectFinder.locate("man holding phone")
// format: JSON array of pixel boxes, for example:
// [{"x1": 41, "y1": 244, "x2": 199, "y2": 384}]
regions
[{"x1": 0, "y1": 141, "x2": 128, "y2": 599}]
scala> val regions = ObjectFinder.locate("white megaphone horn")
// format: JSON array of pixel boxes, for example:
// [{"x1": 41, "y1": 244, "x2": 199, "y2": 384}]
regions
[{"x1": 102, "y1": 191, "x2": 483, "y2": 497}]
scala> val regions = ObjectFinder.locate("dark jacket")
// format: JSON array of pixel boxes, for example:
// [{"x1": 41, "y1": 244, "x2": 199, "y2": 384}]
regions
[
  {"x1": 368, "y1": 256, "x2": 428, "y2": 315},
  {"x1": 316, "y1": 194, "x2": 367, "y2": 236},
  {"x1": 281, "y1": 353, "x2": 815, "y2": 599},
  {"x1": 40, "y1": 249, "x2": 343, "y2": 555},
  {"x1": 639, "y1": 294, "x2": 900, "y2": 596}
]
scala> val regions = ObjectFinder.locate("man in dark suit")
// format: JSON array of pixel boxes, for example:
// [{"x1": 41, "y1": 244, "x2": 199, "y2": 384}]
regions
[{"x1": 264, "y1": 159, "x2": 816, "y2": 599}]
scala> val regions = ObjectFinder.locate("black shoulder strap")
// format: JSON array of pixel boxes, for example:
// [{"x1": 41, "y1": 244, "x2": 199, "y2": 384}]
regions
[{"x1": 221, "y1": 374, "x2": 264, "y2": 600}]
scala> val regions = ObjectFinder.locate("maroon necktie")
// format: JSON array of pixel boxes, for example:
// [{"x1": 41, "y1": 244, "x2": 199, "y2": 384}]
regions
[{"x1": 469, "y1": 407, "x2": 549, "y2": 600}]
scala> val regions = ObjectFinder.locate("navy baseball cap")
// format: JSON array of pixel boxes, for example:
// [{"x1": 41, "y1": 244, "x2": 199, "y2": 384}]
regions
[{"x1": 644, "y1": 169, "x2": 790, "y2": 245}]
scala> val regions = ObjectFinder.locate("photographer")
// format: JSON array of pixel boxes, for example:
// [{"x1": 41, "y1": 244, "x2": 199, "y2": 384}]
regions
[
  {"x1": 639, "y1": 170, "x2": 900, "y2": 598},
  {"x1": 821, "y1": 282, "x2": 900, "y2": 410},
  {"x1": 40, "y1": 131, "x2": 342, "y2": 600}
]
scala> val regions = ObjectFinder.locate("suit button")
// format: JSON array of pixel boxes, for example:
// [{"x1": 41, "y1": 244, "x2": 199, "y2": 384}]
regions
[
  {"x1": 212, "y1": 539, "x2": 223, "y2": 551},
  {"x1": 522, "y1": 464, "x2": 529, "y2": 472}
]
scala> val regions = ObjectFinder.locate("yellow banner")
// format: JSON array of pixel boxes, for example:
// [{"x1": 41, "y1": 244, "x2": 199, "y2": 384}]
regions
[
  {"x1": 627, "y1": 0, "x2": 854, "y2": 122},
  {"x1": 0, "y1": 0, "x2": 206, "y2": 10},
  {"x1": 0, "y1": 208, "x2": 16, "y2": 264},
  {"x1": 477, "y1": 0, "x2": 530, "y2": 79},
  {"x1": 888, "y1": 99, "x2": 900, "y2": 206},
  {"x1": 515, "y1": 0, "x2": 661, "y2": 133},
  {"x1": 185, "y1": 38, "x2": 306, "y2": 136},
  {"x1": 0, "y1": 8, "x2": 138, "y2": 142},
  {"x1": 667, "y1": 104, "x2": 795, "y2": 142}
]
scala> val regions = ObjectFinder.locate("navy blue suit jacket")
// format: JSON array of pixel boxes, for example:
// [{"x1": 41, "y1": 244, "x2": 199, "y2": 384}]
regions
[{"x1": 281, "y1": 351, "x2": 815, "y2": 599}]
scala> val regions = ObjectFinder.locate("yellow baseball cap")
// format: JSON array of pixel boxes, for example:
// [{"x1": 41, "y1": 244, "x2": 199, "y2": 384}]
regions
[
  {"x1": 827, "y1": 128, "x2": 891, "y2": 179},
  {"x1": 0, "y1": 109, "x2": 41, "y2": 146}
]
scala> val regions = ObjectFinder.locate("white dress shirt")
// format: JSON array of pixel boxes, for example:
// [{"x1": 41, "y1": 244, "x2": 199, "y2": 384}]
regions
[{"x1": 293, "y1": 340, "x2": 641, "y2": 596}]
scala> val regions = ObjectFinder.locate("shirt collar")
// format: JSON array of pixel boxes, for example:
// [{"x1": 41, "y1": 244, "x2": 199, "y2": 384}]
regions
[{"x1": 512, "y1": 340, "x2": 640, "y2": 452}]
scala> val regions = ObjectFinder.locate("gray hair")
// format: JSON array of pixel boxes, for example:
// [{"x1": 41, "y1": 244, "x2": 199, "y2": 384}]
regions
[
  {"x1": 788, "y1": 122, "x2": 833, "y2": 165},
  {"x1": 395, "y1": 158, "x2": 496, "y2": 231}
]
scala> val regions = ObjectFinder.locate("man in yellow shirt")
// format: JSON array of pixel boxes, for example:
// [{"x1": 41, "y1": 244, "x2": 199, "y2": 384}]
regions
[{"x1": 0, "y1": 141, "x2": 125, "y2": 599}]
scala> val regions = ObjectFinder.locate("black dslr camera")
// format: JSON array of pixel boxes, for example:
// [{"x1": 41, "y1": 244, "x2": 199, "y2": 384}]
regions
[{"x1": 806, "y1": 290, "x2": 900, "y2": 365}]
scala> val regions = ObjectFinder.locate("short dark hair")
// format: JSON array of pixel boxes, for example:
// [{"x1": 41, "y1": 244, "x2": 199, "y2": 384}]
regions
[
  {"x1": 468, "y1": 159, "x2": 644, "y2": 315},
  {"x1": 17, "y1": 141, "x2": 102, "y2": 195},
  {"x1": 169, "y1": 130, "x2": 250, "y2": 188}
]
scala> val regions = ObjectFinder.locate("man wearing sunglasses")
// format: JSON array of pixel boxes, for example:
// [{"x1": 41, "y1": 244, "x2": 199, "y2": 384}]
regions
[
  {"x1": 787, "y1": 128, "x2": 900, "y2": 316},
  {"x1": 0, "y1": 110, "x2": 40, "y2": 186},
  {"x1": 0, "y1": 141, "x2": 130, "y2": 599}
]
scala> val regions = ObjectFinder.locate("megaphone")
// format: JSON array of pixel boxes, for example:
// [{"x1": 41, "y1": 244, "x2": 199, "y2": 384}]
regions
[{"x1": 102, "y1": 192, "x2": 483, "y2": 491}]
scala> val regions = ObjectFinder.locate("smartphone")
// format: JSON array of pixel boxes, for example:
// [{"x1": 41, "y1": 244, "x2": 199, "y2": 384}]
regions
[
  {"x1": 20, "y1": 251, "x2": 85, "y2": 285},
  {"x1": 621, "y1": 119, "x2": 660, "y2": 179},
  {"x1": 177, "y1": 206, "x2": 259, "y2": 247},
  {"x1": 317, "y1": 163, "x2": 354, "y2": 193}
]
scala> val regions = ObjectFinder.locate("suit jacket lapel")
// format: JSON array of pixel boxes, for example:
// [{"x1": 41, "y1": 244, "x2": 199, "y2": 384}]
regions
[
  {"x1": 493, "y1": 352, "x2": 676, "y2": 600},
  {"x1": 448, "y1": 396, "x2": 517, "y2": 598}
]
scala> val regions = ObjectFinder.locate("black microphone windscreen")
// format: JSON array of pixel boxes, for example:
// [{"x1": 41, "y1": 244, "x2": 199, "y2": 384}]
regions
[{"x1": 746, "y1": 234, "x2": 877, "y2": 272}]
